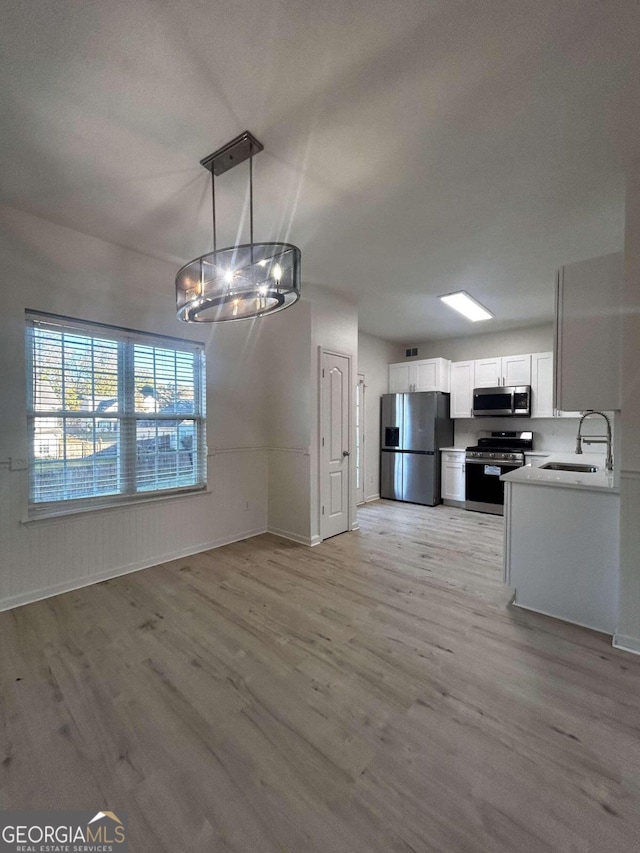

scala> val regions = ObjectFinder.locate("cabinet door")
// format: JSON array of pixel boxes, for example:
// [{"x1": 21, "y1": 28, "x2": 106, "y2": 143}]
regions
[
  {"x1": 441, "y1": 452, "x2": 465, "y2": 501},
  {"x1": 450, "y1": 361, "x2": 474, "y2": 418},
  {"x1": 413, "y1": 360, "x2": 438, "y2": 392},
  {"x1": 530, "y1": 352, "x2": 554, "y2": 418},
  {"x1": 474, "y1": 357, "x2": 502, "y2": 388},
  {"x1": 555, "y1": 252, "x2": 623, "y2": 411},
  {"x1": 502, "y1": 354, "x2": 531, "y2": 386},
  {"x1": 388, "y1": 363, "x2": 411, "y2": 393}
]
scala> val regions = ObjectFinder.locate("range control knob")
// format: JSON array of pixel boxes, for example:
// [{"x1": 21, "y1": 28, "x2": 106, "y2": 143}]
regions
[{"x1": 489, "y1": 452, "x2": 495, "y2": 459}]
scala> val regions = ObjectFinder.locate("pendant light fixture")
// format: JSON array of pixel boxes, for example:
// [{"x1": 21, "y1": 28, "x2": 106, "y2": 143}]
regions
[{"x1": 176, "y1": 131, "x2": 301, "y2": 322}]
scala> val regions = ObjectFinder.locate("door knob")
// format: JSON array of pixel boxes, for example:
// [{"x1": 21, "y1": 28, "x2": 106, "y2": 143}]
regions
[{"x1": 343, "y1": 450, "x2": 350, "y2": 457}]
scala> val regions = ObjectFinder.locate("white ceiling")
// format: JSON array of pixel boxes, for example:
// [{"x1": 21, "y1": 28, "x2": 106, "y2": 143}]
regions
[{"x1": 2, "y1": 0, "x2": 639, "y2": 342}]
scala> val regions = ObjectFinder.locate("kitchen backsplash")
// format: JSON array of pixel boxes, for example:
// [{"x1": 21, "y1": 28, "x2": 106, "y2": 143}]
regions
[{"x1": 453, "y1": 414, "x2": 616, "y2": 455}]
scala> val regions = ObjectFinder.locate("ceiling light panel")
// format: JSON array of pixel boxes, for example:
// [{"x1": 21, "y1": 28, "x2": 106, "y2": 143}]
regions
[{"x1": 438, "y1": 291, "x2": 493, "y2": 322}]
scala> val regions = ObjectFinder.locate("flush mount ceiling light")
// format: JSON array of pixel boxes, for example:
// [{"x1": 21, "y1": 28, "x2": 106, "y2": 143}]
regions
[
  {"x1": 176, "y1": 131, "x2": 301, "y2": 322},
  {"x1": 439, "y1": 290, "x2": 493, "y2": 322}
]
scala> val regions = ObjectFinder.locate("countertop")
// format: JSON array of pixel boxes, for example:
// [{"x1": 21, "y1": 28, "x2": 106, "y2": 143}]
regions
[
  {"x1": 440, "y1": 446, "x2": 466, "y2": 452},
  {"x1": 501, "y1": 453, "x2": 618, "y2": 494}
]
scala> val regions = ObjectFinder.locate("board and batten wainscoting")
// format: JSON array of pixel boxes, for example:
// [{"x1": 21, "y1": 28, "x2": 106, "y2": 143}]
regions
[
  {"x1": 0, "y1": 444, "x2": 317, "y2": 613},
  {"x1": 0, "y1": 448, "x2": 270, "y2": 612}
]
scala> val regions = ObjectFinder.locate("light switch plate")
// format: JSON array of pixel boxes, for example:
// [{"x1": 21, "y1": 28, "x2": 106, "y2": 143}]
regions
[{"x1": 10, "y1": 457, "x2": 27, "y2": 471}]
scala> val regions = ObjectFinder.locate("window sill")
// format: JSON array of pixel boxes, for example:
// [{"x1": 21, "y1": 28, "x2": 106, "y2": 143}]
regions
[{"x1": 22, "y1": 486, "x2": 211, "y2": 525}]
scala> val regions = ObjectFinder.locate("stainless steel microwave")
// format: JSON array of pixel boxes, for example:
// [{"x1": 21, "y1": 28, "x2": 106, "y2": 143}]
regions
[{"x1": 472, "y1": 385, "x2": 531, "y2": 417}]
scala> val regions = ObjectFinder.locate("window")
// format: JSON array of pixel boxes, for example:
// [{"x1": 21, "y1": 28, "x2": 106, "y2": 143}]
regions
[{"x1": 26, "y1": 312, "x2": 206, "y2": 517}]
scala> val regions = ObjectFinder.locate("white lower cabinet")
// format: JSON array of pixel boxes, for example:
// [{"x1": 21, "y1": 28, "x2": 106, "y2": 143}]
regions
[
  {"x1": 504, "y1": 480, "x2": 619, "y2": 634},
  {"x1": 441, "y1": 450, "x2": 465, "y2": 502}
]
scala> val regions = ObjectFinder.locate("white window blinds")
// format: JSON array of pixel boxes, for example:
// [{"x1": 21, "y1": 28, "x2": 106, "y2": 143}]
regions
[{"x1": 26, "y1": 312, "x2": 206, "y2": 517}]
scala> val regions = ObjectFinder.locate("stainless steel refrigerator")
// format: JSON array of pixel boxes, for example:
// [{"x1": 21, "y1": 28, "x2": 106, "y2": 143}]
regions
[{"x1": 380, "y1": 392, "x2": 453, "y2": 505}]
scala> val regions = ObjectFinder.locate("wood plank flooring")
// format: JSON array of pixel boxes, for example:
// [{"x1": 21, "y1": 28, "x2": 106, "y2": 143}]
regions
[{"x1": 1, "y1": 500, "x2": 640, "y2": 852}]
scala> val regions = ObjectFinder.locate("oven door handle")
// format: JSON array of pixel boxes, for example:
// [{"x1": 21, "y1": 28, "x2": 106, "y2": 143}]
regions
[{"x1": 464, "y1": 458, "x2": 522, "y2": 467}]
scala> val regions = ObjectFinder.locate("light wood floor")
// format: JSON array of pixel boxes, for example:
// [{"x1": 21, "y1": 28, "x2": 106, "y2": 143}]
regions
[{"x1": 1, "y1": 501, "x2": 640, "y2": 852}]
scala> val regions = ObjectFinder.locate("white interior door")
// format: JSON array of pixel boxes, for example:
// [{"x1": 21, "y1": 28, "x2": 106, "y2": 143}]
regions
[
  {"x1": 321, "y1": 351, "x2": 350, "y2": 539},
  {"x1": 356, "y1": 374, "x2": 365, "y2": 505}
]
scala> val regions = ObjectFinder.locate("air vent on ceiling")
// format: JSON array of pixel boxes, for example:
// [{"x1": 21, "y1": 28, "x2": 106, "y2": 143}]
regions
[{"x1": 405, "y1": 347, "x2": 418, "y2": 358}]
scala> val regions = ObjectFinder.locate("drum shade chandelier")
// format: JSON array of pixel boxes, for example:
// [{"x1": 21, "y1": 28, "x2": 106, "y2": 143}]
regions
[{"x1": 176, "y1": 131, "x2": 301, "y2": 322}]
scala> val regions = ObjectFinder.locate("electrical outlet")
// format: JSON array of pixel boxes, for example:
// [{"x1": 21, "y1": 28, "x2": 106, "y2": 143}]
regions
[{"x1": 10, "y1": 457, "x2": 27, "y2": 471}]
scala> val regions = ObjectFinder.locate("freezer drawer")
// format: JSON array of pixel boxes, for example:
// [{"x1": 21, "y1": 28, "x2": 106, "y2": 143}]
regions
[
  {"x1": 380, "y1": 450, "x2": 439, "y2": 505},
  {"x1": 403, "y1": 452, "x2": 437, "y2": 505}
]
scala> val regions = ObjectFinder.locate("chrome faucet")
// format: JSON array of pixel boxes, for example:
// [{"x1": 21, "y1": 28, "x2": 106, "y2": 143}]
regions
[{"x1": 575, "y1": 411, "x2": 613, "y2": 471}]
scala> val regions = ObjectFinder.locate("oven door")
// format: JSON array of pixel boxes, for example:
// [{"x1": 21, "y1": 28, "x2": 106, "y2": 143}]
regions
[{"x1": 465, "y1": 458, "x2": 521, "y2": 515}]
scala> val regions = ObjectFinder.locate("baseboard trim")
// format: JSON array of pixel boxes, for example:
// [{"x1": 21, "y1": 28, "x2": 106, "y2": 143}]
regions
[
  {"x1": 443, "y1": 499, "x2": 465, "y2": 509},
  {"x1": 511, "y1": 599, "x2": 613, "y2": 637},
  {"x1": 267, "y1": 526, "x2": 314, "y2": 547},
  {"x1": 613, "y1": 634, "x2": 640, "y2": 656},
  {"x1": 0, "y1": 526, "x2": 268, "y2": 613},
  {"x1": 364, "y1": 493, "x2": 380, "y2": 503}
]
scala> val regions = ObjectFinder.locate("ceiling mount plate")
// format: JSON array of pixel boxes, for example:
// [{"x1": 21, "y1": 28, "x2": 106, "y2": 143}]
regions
[{"x1": 200, "y1": 131, "x2": 264, "y2": 176}]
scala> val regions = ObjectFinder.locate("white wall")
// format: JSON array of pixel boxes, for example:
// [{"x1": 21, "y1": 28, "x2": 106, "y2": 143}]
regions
[
  {"x1": 617, "y1": 169, "x2": 640, "y2": 654},
  {"x1": 262, "y1": 300, "x2": 313, "y2": 544},
  {"x1": 403, "y1": 323, "x2": 554, "y2": 362},
  {"x1": 0, "y1": 205, "x2": 269, "y2": 610},
  {"x1": 358, "y1": 331, "x2": 399, "y2": 501}
]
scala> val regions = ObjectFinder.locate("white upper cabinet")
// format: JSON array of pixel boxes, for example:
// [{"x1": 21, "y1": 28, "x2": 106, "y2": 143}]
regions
[
  {"x1": 530, "y1": 352, "x2": 554, "y2": 418},
  {"x1": 388, "y1": 363, "x2": 412, "y2": 393},
  {"x1": 474, "y1": 354, "x2": 531, "y2": 388},
  {"x1": 388, "y1": 358, "x2": 450, "y2": 393},
  {"x1": 555, "y1": 252, "x2": 623, "y2": 412},
  {"x1": 503, "y1": 353, "x2": 532, "y2": 386},
  {"x1": 391, "y1": 351, "x2": 578, "y2": 420},
  {"x1": 473, "y1": 357, "x2": 502, "y2": 388},
  {"x1": 450, "y1": 361, "x2": 474, "y2": 418}
]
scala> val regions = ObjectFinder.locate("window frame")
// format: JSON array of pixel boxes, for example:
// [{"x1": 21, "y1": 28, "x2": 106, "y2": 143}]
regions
[{"x1": 25, "y1": 311, "x2": 207, "y2": 519}]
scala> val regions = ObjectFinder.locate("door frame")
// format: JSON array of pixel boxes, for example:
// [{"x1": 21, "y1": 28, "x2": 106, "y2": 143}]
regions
[
  {"x1": 318, "y1": 347, "x2": 354, "y2": 542},
  {"x1": 356, "y1": 373, "x2": 365, "y2": 505}
]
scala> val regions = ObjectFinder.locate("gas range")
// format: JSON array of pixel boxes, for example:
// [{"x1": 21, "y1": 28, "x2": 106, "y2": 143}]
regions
[
  {"x1": 465, "y1": 431, "x2": 533, "y2": 463},
  {"x1": 464, "y1": 432, "x2": 533, "y2": 516}
]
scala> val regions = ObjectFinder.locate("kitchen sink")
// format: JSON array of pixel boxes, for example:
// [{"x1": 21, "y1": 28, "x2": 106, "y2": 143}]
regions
[{"x1": 540, "y1": 462, "x2": 599, "y2": 473}]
